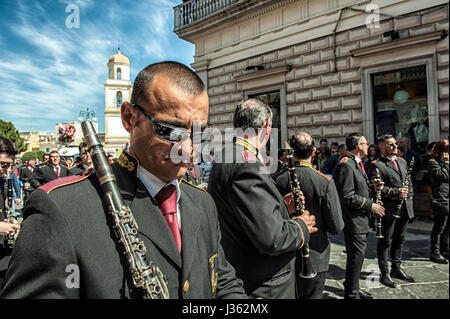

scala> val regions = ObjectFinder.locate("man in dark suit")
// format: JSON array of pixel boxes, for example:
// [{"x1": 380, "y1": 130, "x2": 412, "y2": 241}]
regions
[
  {"x1": 29, "y1": 150, "x2": 72, "y2": 189},
  {"x1": 70, "y1": 142, "x2": 93, "y2": 175},
  {"x1": 19, "y1": 159, "x2": 36, "y2": 204},
  {"x1": 334, "y1": 133, "x2": 385, "y2": 299},
  {"x1": 275, "y1": 132, "x2": 344, "y2": 299},
  {"x1": 208, "y1": 98, "x2": 317, "y2": 299},
  {"x1": 367, "y1": 134, "x2": 416, "y2": 288},
  {"x1": 0, "y1": 137, "x2": 21, "y2": 287},
  {"x1": 183, "y1": 164, "x2": 204, "y2": 186},
  {"x1": 1, "y1": 61, "x2": 246, "y2": 299}
]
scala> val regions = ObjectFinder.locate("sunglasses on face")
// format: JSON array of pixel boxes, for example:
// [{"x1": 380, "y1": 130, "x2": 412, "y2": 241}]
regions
[
  {"x1": 388, "y1": 142, "x2": 398, "y2": 148},
  {"x1": 0, "y1": 162, "x2": 14, "y2": 169},
  {"x1": 132, "y1": 103, "x2": 207, "y2": 144}
]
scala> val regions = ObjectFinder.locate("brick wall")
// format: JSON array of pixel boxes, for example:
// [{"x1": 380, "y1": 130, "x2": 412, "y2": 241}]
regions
[{"x1": 206, "y1": 4, "x2": 449, "y2": 143}]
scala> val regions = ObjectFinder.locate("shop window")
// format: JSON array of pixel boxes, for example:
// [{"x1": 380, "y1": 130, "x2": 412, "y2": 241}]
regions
[{"x1": 372, "y1": 65, "x2": 428, "y2": 154}]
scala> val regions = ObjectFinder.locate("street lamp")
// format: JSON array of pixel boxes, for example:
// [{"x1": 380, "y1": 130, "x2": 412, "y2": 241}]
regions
[{"x1": 78, "y1": 107, "x2": 97, "y2": 122}]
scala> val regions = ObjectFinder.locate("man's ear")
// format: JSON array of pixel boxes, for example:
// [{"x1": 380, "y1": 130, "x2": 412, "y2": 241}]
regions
[{"x1": 121, "y1": 102, "x2": 136, "y2": 133}]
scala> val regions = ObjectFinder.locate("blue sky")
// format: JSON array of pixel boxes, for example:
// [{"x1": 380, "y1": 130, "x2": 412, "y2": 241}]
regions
[{"x1": 0, "y1": 0, "x2": 194, "y2": 133}]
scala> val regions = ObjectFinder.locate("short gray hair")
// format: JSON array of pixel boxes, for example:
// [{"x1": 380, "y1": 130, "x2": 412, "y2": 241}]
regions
[{"x1": 233, "y1": 98, "x2": 272, "y2": 130}]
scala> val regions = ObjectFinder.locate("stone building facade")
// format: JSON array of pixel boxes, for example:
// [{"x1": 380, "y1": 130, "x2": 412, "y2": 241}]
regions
[{"x1": 174, "y1": 0, "x2": 449, "y2": 148}]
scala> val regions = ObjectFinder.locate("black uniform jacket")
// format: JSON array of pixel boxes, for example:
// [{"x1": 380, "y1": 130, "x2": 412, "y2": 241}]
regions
[
  {"x1": 1, "y1": 151, "x2": 246, "y2": 299},
  {"x1": 334, "y1": 153, "x2": 374, "y2": 234},
  {"x1": 29, "y1": 164, "x2": 72, "y2": 189},
  {"x1": 367, "y1": 156, "x2": 414, "y2": 220},
  {"x1": 0, "y1": 177, "x2": 10, "y2": 272},
  {"x1": 69, "y1": 163, "x2": 89, "y2": 176},
  {"x1": 19, "y1": 167, "x2": 33, "y2": 184},
  {"x1": 275, "y1": 161, "x2": 344, "y2": 273},
  {"x1": 208, "y1": 138, "x2": 310, "y2": 299},
  {"x1": 427, "y1": 159, "x2": 449, "y2": 216}
]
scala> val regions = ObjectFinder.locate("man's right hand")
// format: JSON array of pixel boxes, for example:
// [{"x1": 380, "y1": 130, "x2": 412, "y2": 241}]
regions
[
  {"x1": 371, "y1": 203, "x2": 385, "y2": 217},
  {"x1": 0, "y1": 220, "x2": 21, "y2": 236},
  {"x1": 293, "y1": 210, "x2": 318, "y2": 234},
  {"x1": 398, "y1": 187, "x2": 409, "y2": 199}
]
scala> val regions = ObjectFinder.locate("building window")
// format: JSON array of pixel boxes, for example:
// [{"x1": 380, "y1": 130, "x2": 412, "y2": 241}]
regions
[
  {"x1": 116, "y1": 91, "x2": 123, "y2": 107},
  {"x1": 117, "y1": 68, "x2": 122, "y2": 80},
  {"x1": 372, "y1": 64, "x2": 428, "y2": 154},
  {"x1": 248, "y1": 91, "x2": 281, "y2": 151}
]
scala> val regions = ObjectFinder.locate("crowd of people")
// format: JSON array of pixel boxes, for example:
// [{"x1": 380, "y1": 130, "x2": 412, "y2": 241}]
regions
[{"x1": 0, "y1": 60, "x2": 448, "y2": 299}]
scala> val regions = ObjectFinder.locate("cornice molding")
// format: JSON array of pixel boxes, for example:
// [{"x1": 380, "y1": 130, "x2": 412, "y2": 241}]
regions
[
  {"x1": 351, "y1": 31, "x2": 447, "y2": 57},
  {"x1": 234, "y1": 65, "x2": 291, "y2": 82}
]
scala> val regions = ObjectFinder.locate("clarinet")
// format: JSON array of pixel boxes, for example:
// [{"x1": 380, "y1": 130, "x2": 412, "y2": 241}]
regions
[
  {"x1": 4, "y1": 173, "x2": 16, "y2": 249},
  {"x1": 373, "y1": 168, "x2": 384, "y2": 239},
  {"x1": 392, "y1": 157, "x2": 415, "y2": 219},
  {"x1": 284, "y1": 142, "x2": 317, "y2": 279},
  {"x1": 81, "y1": 120, "x2": 169, "y2": 299}
]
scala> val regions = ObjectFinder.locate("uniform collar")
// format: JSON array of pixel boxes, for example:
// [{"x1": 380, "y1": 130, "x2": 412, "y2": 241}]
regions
[
  {"x1": 299, "y1": 160, "x2": 313, "y2": 168},
  {"x1": 234, "y1": 136, "x2": 264, "y2": 163},
  {"x1": 138, "y1": 166, "x2": 180, "y2": 203},
  {"x1": 346, "y1": 151, "x2": 361, "y2": 163}
]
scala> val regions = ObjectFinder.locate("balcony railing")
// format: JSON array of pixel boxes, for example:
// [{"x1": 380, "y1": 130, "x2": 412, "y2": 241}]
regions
[{"x1": 174, "y1": 0, "x2": 244, "y2": 30}]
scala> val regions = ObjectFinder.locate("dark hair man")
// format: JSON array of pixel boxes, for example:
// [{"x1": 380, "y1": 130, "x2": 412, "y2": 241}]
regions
[
  {"x1": 70, "y1": 142, "x2": 93, "y2": 175},
  {"x1": 208, "y1": 98, "x2": 317, "y2": 299},
  {"x1": 1, "y1": 61, "x2": 247, "y2": 299},
  {"x1": 367, "y1": 134, "x2": 416, "y2": 288},
  {"x1": 0, "y1": 137, "x2": 21, "y2": 286},
  {"x1": 29, "y1": 150, "x2": 72, "y2": 189},
  {"x1": 334, "y1": 133, "x2": 385, "y2": 299},
  {"x1": 275, "y1": 132, "x2": 344, "y2": 299}
]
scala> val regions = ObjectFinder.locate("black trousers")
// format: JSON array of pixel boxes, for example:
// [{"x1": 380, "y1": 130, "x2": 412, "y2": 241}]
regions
[
  {"x1": 297, "y1": 271, "x2": 326, "y2": 299},
  {"x1": 377, "y1": 214, "x2": 409, "y2": 273},
  {"x1": 431, "y1": 203, "x2": 449, "y2": 255},
  {"x1": 343, "y1": 231, "x2": 367, "y2": 299}
]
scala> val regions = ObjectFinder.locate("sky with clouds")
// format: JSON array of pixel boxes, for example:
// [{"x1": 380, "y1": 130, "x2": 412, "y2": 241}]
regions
[{"x1": 0, "y1": 0, "x2": 194, "y2": 133}]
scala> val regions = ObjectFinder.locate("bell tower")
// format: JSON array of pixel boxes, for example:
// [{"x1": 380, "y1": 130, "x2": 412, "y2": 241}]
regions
[{"x1": 104, "y1": 47, "x2": 132, "y2": 153}]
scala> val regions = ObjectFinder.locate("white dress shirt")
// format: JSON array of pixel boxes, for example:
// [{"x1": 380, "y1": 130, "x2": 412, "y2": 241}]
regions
[{"x1": 138, "y1": 166, "x2": 182, "y2": 231}]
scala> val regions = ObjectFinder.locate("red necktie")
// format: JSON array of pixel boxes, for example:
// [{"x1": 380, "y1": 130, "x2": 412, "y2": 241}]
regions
[
  {"x1": 55, "y1": 166, "x2": 60, "y2": 177},
  {"x1": 155, "y1": 185, "x2": 182, "y2": 253},
  {"x1": 359, "y1": 161, "x2": 366, "y2": 175},
  {"x1": 392, "y1": 159, "x2": 399, "y2": 171},
  {"x1": 191, "y1": 168, "x2": 196, "y2": 179}
]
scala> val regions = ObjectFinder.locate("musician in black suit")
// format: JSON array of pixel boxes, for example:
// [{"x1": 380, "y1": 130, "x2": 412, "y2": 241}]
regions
[
  {"x1": 29, "y1": 150, "x2": 72, "y2": 189},
  {"x1": 0, "y1": 137, "x2": 21, "y2": 287},
  {"x1": 334, "y1": 133, "x2": 385, "y2": 299},
  {"x1": 367, "y1": 134, "x2": 415, "y2": 288},
  {"x1": 19, "y1": 159, "x2": 36, "y2": 204},
  {"x1": 1, "y1": 61, "x2": 247, "y2": 299},
  {"x1": 208, "y1": 98, "x2": 317, "y2": 299},
  {"x1": 275, "y1": 132, "x2": 344, "y2": 299}
]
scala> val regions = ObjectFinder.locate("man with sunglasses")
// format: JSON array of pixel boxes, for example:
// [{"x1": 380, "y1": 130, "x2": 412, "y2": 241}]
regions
[
  {"x1": 0, "y1": 137, "x2": 21, "y2": 287},
  {"x1": 334, "y1": 133, "x2": 385, "y2": 299},
  {"x1": 367, "y1": 134, "x2": 415, "y2": 288},
  {"x1": 1, "y1": 61, "x2": 246, "y2": 299},
  {"x1": 70, "y1": 142, "x2": 93, "y2": 175}
]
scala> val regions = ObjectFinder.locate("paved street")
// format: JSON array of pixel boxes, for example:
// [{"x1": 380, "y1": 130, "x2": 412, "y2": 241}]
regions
[{"x1": 324, "y1": 216, "x2": 449, "y2": 299}]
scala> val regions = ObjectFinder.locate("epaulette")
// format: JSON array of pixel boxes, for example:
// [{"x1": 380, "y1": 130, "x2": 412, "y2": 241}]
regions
[
  {"x1": 340, "y1": 157, "x2": 349, "y2": 163},
  {"x1": 180, "y1": 177, "x2": 207, "y2": 192},
  {"x1": 38, "y1": 171, "x2": 93, "y2": 194},
  {"x1": 241, "y1": 150, "x2": 258, "y2": 163},
  {"x1": 315, "y1": 169, "x2": 332, "y2": 181}
]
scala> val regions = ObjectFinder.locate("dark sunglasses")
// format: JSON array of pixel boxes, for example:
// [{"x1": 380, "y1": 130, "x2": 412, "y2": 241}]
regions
[
  {"x1": 0, "y1": 162, "x2": 14, "y2": 169},
  {"x1": 389, "y1": 142, "x2": 398, "y2": 148},
  {"x1": 132, "y1": 103, "x2": 207, "y2": 144}
]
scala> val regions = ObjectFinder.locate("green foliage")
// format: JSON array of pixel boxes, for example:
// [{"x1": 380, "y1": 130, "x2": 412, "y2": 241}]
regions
[
  {"x1": 0, "y1": 119, "x2": 27, "y2": 152},
  {"x1": 21, "y1": 151, "x2": 37, "y2": 162}
]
